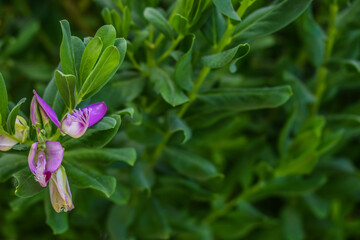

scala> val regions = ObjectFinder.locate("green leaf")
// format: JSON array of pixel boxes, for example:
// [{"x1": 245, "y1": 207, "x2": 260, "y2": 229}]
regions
[
  {"x1": 247, "y1": 175, "x2": 327, "y2": 201},
  {"x1": 212, "y1": 201, "x2": 272, "y2": 239},
  {"x1": 61, "y1": 115, "x2": 122, "y2": 149},
  {"x1": 59, "y1": 20, "x2": 76, "y2": 75},
  {"x1": 281, "y1": 207, "x2": 304, "y2": 240},
  {"x1": 0, "y1": 154, "x2": 27, "y2": 182},
  {"x1": 275, "y1": 152, "x2": 319, "y2": 177},
  {"x1": 7, "y1": 98, "x2": 26, "y2": 134},
  {"x1": 91, "y1": 77, "x2": 145, "y2": 108},
  {"x1": 55, "y1": 70, "x2": 76, "y2": 109},
  {"x1": 212, "y1": 0, "x2": 240, "y2": 21},
  {"x1": 299, "y1": 9, "x2": 326, "y2": 67},
  {"x1": 196, "y1": 86, "x2": 293, "y2": 112},
  {"x1": 114, "y1": 38, "x2": 127, "y2": 67},
  {"x1": 144, "y1": 7, "x2": 175, "y2": 39},
  {"x1": 13, "y1": 168, "x2": 44, "y2": 198},
  {"x1": 79, "y1": 46, "x2": 120, "y2": 99},
  {"x1": 79, "y1": 37, "x2": 103, "y2": 86},
  {"x1": 80, "y1": 38, "x2": 127, "y2": 101},
  {"x1": 71, "y1": 36, "x2": 85, "y2": 79},
  {"x1": 64, "y1": 148, "x2": 137, "y2": 166},
  {"x1": 0, "y1": 72, "x2": 8, "y2": 126},
  {"x1": 233, "y1": 0, "x2": 313, "y2": 42},
  {"x1": 174, "y1": 34, "x2": 195, "y2": 91},
  {"x1": 135, "y1": 198, "x2": 171, "y2": 239},
  {"x1": 109, "y1": 183, "x2": 131, "y2": 205},
  {"x1": 149, "y1": 67, "x2": 189, "y2": 107},
  {"x1": 169, "y1": 112, "x2": 192, "y2": 144},
  {"x1": 122, "y1": 6, "x2": 132, "y2": 38},
  {"x1": 45, "y1": 190, "x2": 69, "y2": 234},
  {"x1": 201, "y1": 43, "x2": 250, "y2": 68},
  {"x1": 172, "y1": 14, "x2": 188, "y2": 35},
  {"x1": 107, "y1": 205, "x2": 135, "y2": 239},
  {"x1": 132, "y1": 162, "x2": 155, "y2": 195},
  {"x1": 163, "y1": 148, "x2": 223, "y2": 181},
  {"x1": 63, "y1": 160, "x2": 116, "y2": 197},
  {"x1": 94, "y1": 25, "x2": 116, "y2": 54}
]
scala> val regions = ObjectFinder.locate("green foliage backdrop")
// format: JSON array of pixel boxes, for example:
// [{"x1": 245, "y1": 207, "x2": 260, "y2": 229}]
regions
[{"x1": 1, "y1": 0, "x2": 360, "y2": 239}]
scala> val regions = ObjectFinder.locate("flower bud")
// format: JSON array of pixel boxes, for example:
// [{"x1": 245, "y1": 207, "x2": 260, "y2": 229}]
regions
[
  {"x1": 0, "y1": 134, "x2": 18, "y2": 151},
  {"x1": 49, "y1": 165, "x2": 74, "y2": 213}
]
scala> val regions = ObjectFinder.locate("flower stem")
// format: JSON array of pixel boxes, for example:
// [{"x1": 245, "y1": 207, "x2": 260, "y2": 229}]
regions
[{"x1": 157, "y1": 35, "x2": 184, "y2": 64}]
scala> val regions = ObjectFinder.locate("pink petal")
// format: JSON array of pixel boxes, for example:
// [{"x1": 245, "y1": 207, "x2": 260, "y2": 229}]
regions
[
  {"x1": 61, "y1": 113, "x2": 88, "y2": 138},
  {"x1": 28, "y1": 142, "x2": 38, "y2": 173},
  {"x1": 45, "y1": 141, "x2": 64, "y2": 173},
  {"x1": 33, "y1": 90, "x2": 62, "y2": 131},
  {"x1": 84, "y1": 102, "x2": 107, "y2": 127}
]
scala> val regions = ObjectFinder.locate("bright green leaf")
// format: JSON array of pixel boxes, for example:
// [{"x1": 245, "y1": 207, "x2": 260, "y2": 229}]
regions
[
  {"x1": 201, "y1": 43, "x2": 250, "y2": 68},
  {"x1": 55, "y1": 70, "x2": 76, "y2": 109},
  {"x1": 79, "y1": 37, "x2": 103, "y2": 86},
  {"x1": 212, "y1": 0, "x2": 240, "y2": 21},
  {"x1": 59, "y1": 20, "x2": 76, "y2": 75},
  {"x1": 144, "y1": 7, "x2": 175, "y2": 39},
  {"x1": 7, "y1": 98, "x2": 26, "y2": 134}
]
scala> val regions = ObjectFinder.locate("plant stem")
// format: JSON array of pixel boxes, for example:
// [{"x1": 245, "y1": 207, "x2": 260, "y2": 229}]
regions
[
  {"x1": 150, "y1": 22, "x2": 235, "y2": 164},
  {"x1": 157, "y1": 35, "x2": 184, "y2": 64},
  {"x1": 312, "y1": 1, "x2": 338, "y2": 115}
]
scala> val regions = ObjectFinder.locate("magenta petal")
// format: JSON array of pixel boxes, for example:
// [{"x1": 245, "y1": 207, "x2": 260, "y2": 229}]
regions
[
  {"x1": 33, "y1": 90, "x2": 62, "y2": 130},
  {"x1": 45, "y1": 141, "x2": 64, "y2": 173},
  {"x1": 84, "y1": 102, "x2": 107, "y2": 127},
  {"x1": 28, "y1": 142, "x2": 38, "y2": 174}
]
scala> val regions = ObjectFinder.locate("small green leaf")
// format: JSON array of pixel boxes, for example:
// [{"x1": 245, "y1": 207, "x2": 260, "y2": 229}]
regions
[
  {"x1": 169, "y1": 112, "x2": 192, "y2": 144},
  {"x1": 109, "y1": 183, "x2": 131, "y2": 205},
  {"x1": 13, "y1": 168, "x2": 44, "y2": 198},
  {"x1": 149, "y1": 67, "x2": 189, "y2": 107},
  {"x1": 201, "y1": 43, "x2": 250, "y2": 68},
  {"x1": 172, "y1": 14, "x2": 188, "y2": 35},
  {"x1": 0, "y1": 72, "x2": 8, "y2": 126},
  {"x1": 134, "y1": 198, "x2": 171, "y2": 239},
  {"x1": 101, "y1": 8, "x2": 113, "y2": 25},
  {"x1": 94, "y1": 25, "x2": 116, "y2": 54},
  {"x1": 7, "y1": 98, "x2": 26, "y2": 134},
  {"x1": 163, "y1": 148, "x2": 223, "y2": 181},
  {"x1": 55, "y1": 70, "x2": 76, "y2": 109},
  {"x1": 0, "y1": 154, "x2": 27, "y2": 182},
  {"x1": 71, "y1": 36, "x2": 85, "y2": 79},
  {"x1": 79, "y1": 46, "x2": 120, "y2": 99},
  {"x1": 212, "y1": 0, "x2": 240, "y2": 21},
  {"x1": 233, "y1": 0, "x2": 312, "y2": 42},
  {"x1": 196, "y1": 86, "x2": 293, "y2": 112},
  {"x1": 79, "y1": 37, "x2": 103, "y2": 86},
  {"x1": 122, "y1": 6, "x2": 132, "y2": 38},
  {"x1": 107, "y1": 205, "x2": 135, "y2": 239},
  {"x1": 45, "y1": 190, "x2": 69, "y2": 234},
  {"x1": 59, "y1": 20, "x2": 76, "y2": 75},
  {"x1": 174, "y1": 34, "x2": 195, "y2": 91},
  {"x1": 144, "y1": 7, "x2": 175, "y2": 39},
  {"x1": 64, "y1": 147, "x2": 137, "y2": 166},
  {"x1": 132, "y1": 162, "x2": 155, "y2": 195},
  {"x1": 63, "y1": 160, "x2": 116, "y2": 197},
  {"x1": 281, "y1": 207, "x2": 305, "y2": 240}
]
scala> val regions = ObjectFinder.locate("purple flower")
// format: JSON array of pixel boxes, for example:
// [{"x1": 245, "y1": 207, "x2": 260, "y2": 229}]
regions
[
  {"x1": 32, "y1": 90, "x2": 62, "y2": 131},
  {"x1": 49, "y1": 165, "x2": 74, "y2": 213},
  {"x1": 28, "y1": 141, "x2": 64, "y2": 187},
  {"x1": 61, "y1": 102, "x2": 107, "y2": 138},
  {"x1": 31, "y1": 90, "x2": 107, "y2": 138},
  {"x1": 0, "y1": 135, "x2": 18, "y2": 151},
  {"x1": 0, "y1": 116, "x2": 29, "y2": 151}
]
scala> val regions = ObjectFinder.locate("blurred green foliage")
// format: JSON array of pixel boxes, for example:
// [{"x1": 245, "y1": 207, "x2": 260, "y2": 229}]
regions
[{"x1": 1, "y1": 0, "x2": 360, "y2": 239}]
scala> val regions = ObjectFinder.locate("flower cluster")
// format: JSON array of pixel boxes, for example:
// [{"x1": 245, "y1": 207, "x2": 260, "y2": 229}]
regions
[{"x1": 1, "y1": 90, "x2": 107, "y2": 213}]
